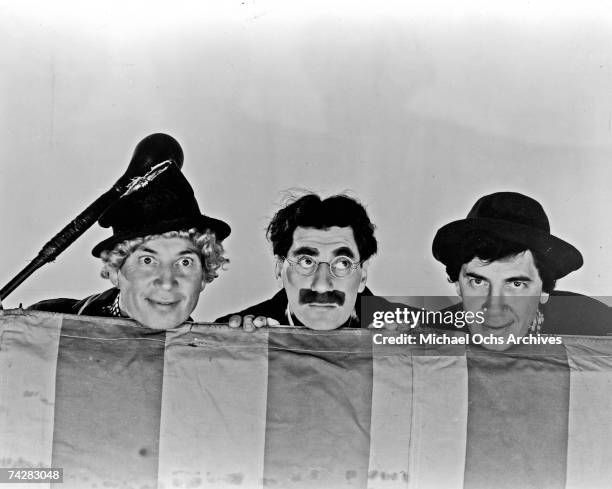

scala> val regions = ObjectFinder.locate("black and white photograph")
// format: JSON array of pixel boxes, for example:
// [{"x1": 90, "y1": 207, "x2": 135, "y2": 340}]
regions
[{"x1": 1, "y1": 1, "x2": 611, "y2": 488}]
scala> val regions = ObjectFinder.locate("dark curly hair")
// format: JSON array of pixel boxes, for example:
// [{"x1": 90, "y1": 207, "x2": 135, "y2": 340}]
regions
[
  {"x1": 266, "y1": 193, "x2": 377, "y2": 261},
  {"x1": 444, "y1": 231, "x2": 556, "y2": 293}
]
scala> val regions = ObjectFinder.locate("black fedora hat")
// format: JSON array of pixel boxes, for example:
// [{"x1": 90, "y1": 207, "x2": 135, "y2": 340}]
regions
[
  {"x1": 432, "y1": 191, "x2": 583, "y2": 279},
  {"x1": 92, "y1": 164, "x2": 231, "y2": 257}
]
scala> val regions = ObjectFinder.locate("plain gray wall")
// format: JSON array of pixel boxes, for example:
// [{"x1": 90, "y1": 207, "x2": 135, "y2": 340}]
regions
[{"x1": 2, "y1": 2, "x2": 611, "y2": 320}]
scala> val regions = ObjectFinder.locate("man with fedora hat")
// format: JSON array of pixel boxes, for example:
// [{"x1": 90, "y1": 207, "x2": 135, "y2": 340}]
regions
[
  {"x1": 432, "y1": 191, "x2": 610, "y2": 350},
  {"x1": 29, "y1": 164, "x2": 231, "y2": 330}
]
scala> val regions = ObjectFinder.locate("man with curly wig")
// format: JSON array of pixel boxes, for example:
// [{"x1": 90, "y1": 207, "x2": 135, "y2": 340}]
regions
[{"x1": 29, "y1": 165, "x2": 230, "y2": 330}]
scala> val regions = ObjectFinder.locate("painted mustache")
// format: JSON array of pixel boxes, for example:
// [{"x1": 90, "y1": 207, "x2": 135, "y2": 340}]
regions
[{"x1": 299, "y1": 289, "x2": 345, "y2": 306}]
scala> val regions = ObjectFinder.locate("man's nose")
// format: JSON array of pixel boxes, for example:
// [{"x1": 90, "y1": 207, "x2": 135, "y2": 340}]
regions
[
  {"x1": 310, "y1": 263, "x2": 334, "y2": 293},
  {"x1": 154, "y1": 266, "x2": 178, "y2": 290},
  {"x1": 483, "y1": 289, "x2": 507, "y2": 314}
]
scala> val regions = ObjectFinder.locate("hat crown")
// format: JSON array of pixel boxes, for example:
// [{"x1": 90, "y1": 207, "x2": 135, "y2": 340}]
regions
[
  {"x1": 431, "y1": 190, "x2": 583, "y2": 280},
  {"x1": 99, "y1": 165, "x2": 200, "y2": 232},
  {"x1": 467, "y1": 192, "x2": 550, "y2": 232},
  {"x1": 92, "y1": 164, "x2": 231, "y2": 257}
]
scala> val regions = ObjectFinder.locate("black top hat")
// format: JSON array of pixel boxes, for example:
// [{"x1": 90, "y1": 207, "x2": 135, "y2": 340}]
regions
[
  {"x1": 92, "y1": 164, "x2": 231, "y2": 257},
  {"x1": 432, "y1": 191, "x2": 583, "y2": 279}
]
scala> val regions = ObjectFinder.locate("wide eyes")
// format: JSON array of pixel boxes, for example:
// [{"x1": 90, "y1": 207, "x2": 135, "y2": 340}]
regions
[
  {"x1": 136, "y1": 255, "x2": 198, "y2": 269},
  {"x1": 139, "y1": 256, "x2": 157, "y2": 266},
  {"x1": 178, "y1": 257, "x2": 195, "y2": 268}
]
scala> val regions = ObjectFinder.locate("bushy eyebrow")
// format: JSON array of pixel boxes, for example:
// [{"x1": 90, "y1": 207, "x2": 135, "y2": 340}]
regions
[
  {"x1": 333, "y1": 247, "x2": 356, "y2": 259},
  {"x1": 292, "y1": 246, "x2": 319, "y2": 256},
  {"x1": 464, "y1": 272, "x2": 532, "y2": 282},
  {"x1": 464, "y1": 272, "x2": 487, "y2": 281},
  {"x1": 291, "y1": 246, "x2": 356, "y2": 259},
  {"x1": 505, "y1": 275, "x2": 532, "y2": 283}
]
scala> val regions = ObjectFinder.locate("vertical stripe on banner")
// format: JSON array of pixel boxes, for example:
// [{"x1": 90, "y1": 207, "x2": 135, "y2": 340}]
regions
[
  {"x1": 51, "y1": 316, "x2": 166, "y2": 489},
  {"x1": 0, "y1": 311, "x2": 62, "y2": 479},
  {"x1": 409, "y1": 348, "x2": 468, "y2": 489},
  {"x1": 157, "y1": 325, "x2": 269, "y2": 489},
  {"x1": 464, "y1": 343, "x2": 570, "y2": 489},
  {"x1": 263, "y1": 329, "x2": 373, "y2": 489},
  {"x1": 564, "y1": 337, "x2": 612, "y2": 489},
  {"x1": 368, "y1": 333, "x2": 468, "y2": 489},
  {"x1": 368, "y1": 338, "x2": 414, "y2": 489}
]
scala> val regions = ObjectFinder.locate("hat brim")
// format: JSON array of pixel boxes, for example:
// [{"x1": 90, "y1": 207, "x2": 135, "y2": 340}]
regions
[
  {"x1": 92, "y1": 214, "x2": 231, "y2": 257},
  {"x1": 432, "y1": 217, "x2": 583, "y2": 279}
]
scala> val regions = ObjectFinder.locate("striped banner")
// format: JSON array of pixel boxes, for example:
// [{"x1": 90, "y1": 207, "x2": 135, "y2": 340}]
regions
[{"x1": 1, "y1": 311, "x2": 612, "y2": 489}]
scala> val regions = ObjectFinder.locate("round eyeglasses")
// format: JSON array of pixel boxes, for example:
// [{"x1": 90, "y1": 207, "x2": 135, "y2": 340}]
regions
[{"x1": 282, "y1": 255, "x2": 363, "y2": 279}]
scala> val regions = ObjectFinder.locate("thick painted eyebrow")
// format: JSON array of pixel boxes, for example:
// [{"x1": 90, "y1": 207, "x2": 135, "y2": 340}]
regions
[
  {"x1": 332, "y1": 247, "x2": 356, "y2": 259},
  {"x1": 291, "y1": 246, "x2": 356, "y2": 259},
  {"x1": 292, "y1": 246, "x2": 319, "y2": 256}
]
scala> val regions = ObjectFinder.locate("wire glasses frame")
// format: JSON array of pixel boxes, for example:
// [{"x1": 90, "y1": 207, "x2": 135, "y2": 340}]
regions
[{"x1": 281, "y1": 255, "x2": 363, "y2": 279}]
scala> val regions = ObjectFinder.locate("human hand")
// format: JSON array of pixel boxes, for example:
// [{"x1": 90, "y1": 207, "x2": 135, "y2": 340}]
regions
[
  {"x1": 367, "y1": 319, "x2": 418, "y2": 331},
  {"x1": 227, "y1": 315, "x2": 281, "y2": 332},
  {"x1": 367, "y1": 321, "x2": 400, "y2": 331}
]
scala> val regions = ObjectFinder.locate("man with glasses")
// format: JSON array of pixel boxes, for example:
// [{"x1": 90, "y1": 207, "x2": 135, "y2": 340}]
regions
[{"x1": 216, "y1": 193, "x2": 379, "y2": 330}]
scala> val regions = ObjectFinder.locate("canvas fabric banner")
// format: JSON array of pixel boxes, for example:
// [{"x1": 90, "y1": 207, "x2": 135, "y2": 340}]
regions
[{"x1": 1, "y1": 310, "x2": 612, "y2": 489}]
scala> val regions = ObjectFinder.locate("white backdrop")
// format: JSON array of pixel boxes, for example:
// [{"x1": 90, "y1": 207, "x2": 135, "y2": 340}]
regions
[{"x1": 1, "y1": 0, "x2": 611, "y2": 320}]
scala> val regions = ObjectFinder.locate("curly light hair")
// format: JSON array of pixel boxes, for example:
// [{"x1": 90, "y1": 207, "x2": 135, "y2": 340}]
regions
[{"x1": 100, "y1": 228, "x2": 228, "y2": 283}]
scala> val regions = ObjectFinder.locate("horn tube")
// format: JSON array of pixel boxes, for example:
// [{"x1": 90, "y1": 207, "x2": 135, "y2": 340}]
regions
[{"x1": 0, "y1": 133, "x2": 184, "y2": 301}]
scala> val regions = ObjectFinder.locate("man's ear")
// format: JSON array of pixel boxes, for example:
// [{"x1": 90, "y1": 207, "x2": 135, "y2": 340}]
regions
[
  {"x1": 358, "y1": 260, "x2": 370, "y2": 293},
  {"x1": 274, "y1": 258, "x2": 283, "y2": 286},
  {"x1": 539, "y1": 291, "x2": 550, "y2": 305}
]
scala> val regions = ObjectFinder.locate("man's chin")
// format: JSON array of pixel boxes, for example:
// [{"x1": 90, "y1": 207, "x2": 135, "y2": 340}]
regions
[
  {"x1": 303, "y1": 321, "x2": 342, "y2": 331},
  {"x1": 133, "y1": 312, "x2": 189, "y2": 330}
]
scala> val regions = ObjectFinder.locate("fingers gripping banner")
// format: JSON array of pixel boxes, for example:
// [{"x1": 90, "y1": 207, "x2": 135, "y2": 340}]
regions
[{"x1": 1, "y1": 311, "x2": 612, "y2": 489}]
